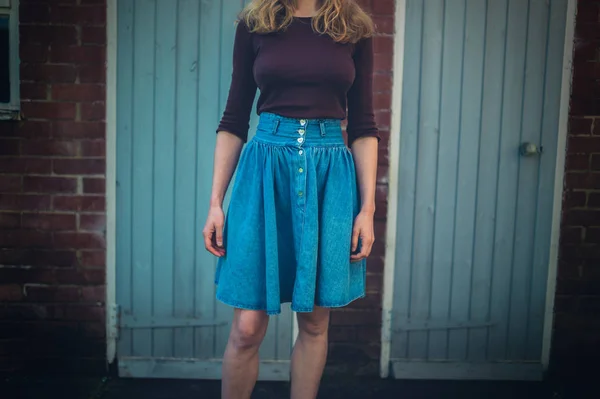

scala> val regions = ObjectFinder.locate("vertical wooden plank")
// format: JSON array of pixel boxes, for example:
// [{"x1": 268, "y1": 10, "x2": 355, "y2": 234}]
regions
[
  {"x1": 407, "y1": 0, "x2": 443, "y2": 360},
  {"x1": 447, "y1": 0, "x2": 486, "y2": 361},
  {"x1": 391, "y1": 0, "x2": 423, "y2": 359},
  {"x1": 116, "y1": 0, "x2": 134, "y2": 358},
  {"x1": 506, "y1": 0, "x2": 549, "y2": 360},
  {"x1": 468, "y1": 0, "x2": 509, "y2": 362},
  {"x1": 173, "y1": 0, "x2": 200, "y2": 358},
  {"x1": 194, "y1": 0, "x2": 221, "y2": 360},
  {"x1": 428, "y1": 0, "x2": 465, "y2": 361},
  {"x1": 487, "y1": 0, "x2": 529, "y2": 361},
  {"x1": 152, "y1": 0, "x2": 177, "y2": 358},
  {"x1": 130, "y1": 0, "x2": 156, "y2": 357},
  {"x1": 527, "y1": 0, "x2": 568, "y2": 360}
]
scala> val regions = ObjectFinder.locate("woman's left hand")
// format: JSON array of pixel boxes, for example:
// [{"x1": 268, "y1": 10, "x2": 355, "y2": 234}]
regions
[{"x1": 350, "y1": 210, "x2": 375, "y2": 262}]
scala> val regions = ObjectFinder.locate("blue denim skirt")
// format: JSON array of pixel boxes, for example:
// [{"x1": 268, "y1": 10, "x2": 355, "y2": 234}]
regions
[{"x1": 215, "y1": 112, "x2": 366, "y2": 315}]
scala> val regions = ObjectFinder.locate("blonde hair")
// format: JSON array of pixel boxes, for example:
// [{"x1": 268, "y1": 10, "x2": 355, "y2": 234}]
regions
[{"x1": 240, "y1": 0, "x2": 374, "y2": 44}]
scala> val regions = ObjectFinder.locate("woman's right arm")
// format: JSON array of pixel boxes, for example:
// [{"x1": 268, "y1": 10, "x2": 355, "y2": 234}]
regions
[
  {"x1": 203, "y1": 21, "x2": 257, "y2": 257},
  {"x1": 203, "y1": 132, "x2": 243, "y2": 257}
]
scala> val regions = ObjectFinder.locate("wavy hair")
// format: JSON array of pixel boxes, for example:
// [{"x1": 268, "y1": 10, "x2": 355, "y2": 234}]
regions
[{"x1": 239, "y1": 0, "x2": 374, "y2": 44}]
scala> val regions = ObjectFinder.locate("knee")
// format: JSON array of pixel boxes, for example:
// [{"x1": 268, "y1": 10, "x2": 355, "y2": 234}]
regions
[
  {"x1": 297, "y1": 309, "x2": 330, "y2": 339},
  {"x1": 230, "y1": 310, "x2": 268, "y2": 351}
]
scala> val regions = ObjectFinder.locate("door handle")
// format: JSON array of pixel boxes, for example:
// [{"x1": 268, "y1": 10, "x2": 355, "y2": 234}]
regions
[{"x1": 520, "y1": 142, "x2": 543, "y2": 156}]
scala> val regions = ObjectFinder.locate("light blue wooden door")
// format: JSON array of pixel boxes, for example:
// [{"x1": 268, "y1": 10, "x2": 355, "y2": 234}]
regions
[
  {"x1": 390, "y1": 0, "x2": 568, "y2": 380},
  {"x1": 116, "y1": 0, "x2": 293, "y2": 380}
]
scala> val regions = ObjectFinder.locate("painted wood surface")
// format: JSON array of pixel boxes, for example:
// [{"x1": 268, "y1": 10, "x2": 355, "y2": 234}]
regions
[
  {"x1": 391, "y1": 0, "x2": 567, "y2": 375},
  {"x1": 116, "y1": 0, "x2": 293, "y2": 379}
]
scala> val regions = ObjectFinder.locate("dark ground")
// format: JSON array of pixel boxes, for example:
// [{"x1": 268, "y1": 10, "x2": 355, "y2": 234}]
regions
[{"x1": 1, "y1": 376, "x2": 597, "y2": 399}]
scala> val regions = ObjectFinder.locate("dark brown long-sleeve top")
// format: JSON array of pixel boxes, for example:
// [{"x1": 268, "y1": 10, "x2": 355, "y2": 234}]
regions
[{"x1": 217, "y1": 17, "x2": 379, "y2": 146}]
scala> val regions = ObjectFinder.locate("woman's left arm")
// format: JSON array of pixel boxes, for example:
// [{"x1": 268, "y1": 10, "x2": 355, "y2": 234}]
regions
[
  {"x1": 350, "y1": 137, "x2": 378, "y2": 261},
  {"x1": 347, "y1": 36, "x2": 380, "y2": 262}
]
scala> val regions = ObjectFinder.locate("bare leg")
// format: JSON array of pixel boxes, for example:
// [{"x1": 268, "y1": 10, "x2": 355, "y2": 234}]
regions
[
  {"x1": 290, "y1": 306, "x2": 330, "y2": 399},
  {"x1": 221, "y1": 309, "x2": 269, "y2": 399}
]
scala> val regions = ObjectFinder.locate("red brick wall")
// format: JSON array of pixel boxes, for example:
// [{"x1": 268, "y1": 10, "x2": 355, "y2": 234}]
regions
[
  {"x1": 326, "y1": 0, "x2": 393, "y2": 374},
  {"x1": 0, "y1": 0, "x2": 106, "y2": 374},
  {"x1": 552, "y1": 0, "x2": 600, "y2": 379}
]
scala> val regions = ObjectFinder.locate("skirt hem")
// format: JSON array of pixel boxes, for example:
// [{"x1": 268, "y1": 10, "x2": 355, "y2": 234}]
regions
[{"x1": 216, "y1": 292, "x2": 366, "y2": 316}]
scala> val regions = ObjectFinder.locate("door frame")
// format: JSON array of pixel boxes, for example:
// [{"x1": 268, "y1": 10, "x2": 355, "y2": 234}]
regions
[{"x1": 379, "y1": 0, "x2": 577, "y2": 379}]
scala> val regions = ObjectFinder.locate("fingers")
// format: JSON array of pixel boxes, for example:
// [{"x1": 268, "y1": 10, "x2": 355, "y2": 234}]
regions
[
  {"x1": 350, "y1": 233, "x2": 374, "y2": 262},
  {"x1": 215, "y1": 223, "x2": 224, "y2": 248},
  {"x1": 351, "y1": 227, "x2": 359, "y2": 253},
  {"x1": 203, "y1": 225, "x2": 225, "y2": 257}
]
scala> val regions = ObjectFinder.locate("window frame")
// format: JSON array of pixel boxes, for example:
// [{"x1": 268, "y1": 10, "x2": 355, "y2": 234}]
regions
[{"x1": 0, "y1": 0, "x2": 20, "y2": 120}]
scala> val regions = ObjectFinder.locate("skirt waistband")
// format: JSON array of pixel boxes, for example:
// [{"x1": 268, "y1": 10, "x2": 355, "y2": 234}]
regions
[{"x1": 254, "y1": 112, "x2": 345, "y2": 147}]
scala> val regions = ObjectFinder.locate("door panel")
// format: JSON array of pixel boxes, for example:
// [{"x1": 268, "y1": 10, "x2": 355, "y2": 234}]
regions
[
  {"x1": 390, "y1": 0, "x2": 568, "y2": 379},
  {"x1": 116, "y1": 0, "x2": 293, "y2": 380}
]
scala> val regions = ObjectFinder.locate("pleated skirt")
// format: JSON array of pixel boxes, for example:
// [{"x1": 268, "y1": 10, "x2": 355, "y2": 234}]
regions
[{"x1": 215, "y1": 112, "x2": 366, "y2": 315}]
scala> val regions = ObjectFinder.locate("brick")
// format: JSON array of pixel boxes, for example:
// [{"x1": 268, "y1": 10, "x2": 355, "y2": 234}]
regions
[
  {"x1": 80, "y1": 286, "x2": 105, "y2": 302},
  {"x1": 328, "y1": 325, "x2": 356, "y2": 342},
  {"x1": 82, "y1": 27, "x2": 106, "y2": 45},
  {"x1": 375, "y1": 184, "x2": 388, "y2": 220},
  {"x1": 49, "y1": 46, "x2": 106, "y2": 65},
  {"x1": 80, "y1": 140, "x2": 105, "y2": 157},
  {"x1": 330, "y1": 309, "x2": 380, "y2": 326},
  {"x1": 569, "y1": 117, "x2": 594, "y2": 136},
  {"x1": 22, "y1": 213, "x2": 76, "y2": 231},
  {"x1": 564, "y1": 191, "x2": 587, "y2": 208},
  {"x1": 371, "y1": 0, "x2": 394, "y2": 15},
  {"x1": 568, "y1": 137, "x2": 600, "y2": 154},
  {"x1": 562, "y1": 227, "x2": 583, "y2": 244},
  {"x1": 374, "y1": 110, "x2": 391, "y2": 129},
  {"x1": 0, "y1": 230, "x2": 53, "y2": 248},
  {"x1": 49, "y1": 5, "x2": 106, "y2": 26},
  {"x1": 80, "y1": 214, "x2": 106, "y2": 231},
  {"x1": 586, "y1": 227, "x2": 600, "y2": 243},
  {"x1": 373, "y1": 36, "x2": 393, "y2": 54},
  {"x1": 374, "y1": 52, "x2": 393, "y2": 72},
  {"x1": 579, "y1": 296, "x2": 600, "y2": 315},
  {"x1": 51, "y1": 84, "x2": 105, "y2": 102},
  {"x1": 80, "y1": 250, "x2": 105, "y2": 267},
  {"x1": 80, "y1": 322, "x2": 105, "y2": 338},
  {"x1": 0, "y1": 213, "x2": 21, "y2": 228},
  {"x1": 82, "y1": 178, "x2": 105, "y2": 194},
  {"x1": 589, "y1": 193, "x2": 600, "y2": 208},
  {"x1": 0, "y1": 267, "x2": 103, "y2": 286},
  {"x1": 53, "y1": 195, "x2": 105, "y2": 212},
  {"x1": 0, "y1": 285, "x2": 23, "y2": 302},
  {"x1": 81, "y1": 102, "x2": 105, "y2": 121},
  {"x1": 591, "y1": 154, "x2": 600, "y2": 170},
  {"x1": 19, "y1": 26, "x2": 77, "y2": 46},
  {"x1": 21, "y1": 64, "x2": 77, "y2": 83},
  {"x1": 52, "y1": 121, "x2": 105, "y2": 138},
  {"x1": 373, "y1": 91, "x2": 392, "y2": 110},
  {"x1": 566, "y1": 154, "x2": 590, "y2": 170},
  {"x1": 53, "y1": 159, "x2": 105, "y2": 175},
  {"x1": 54, "y1": 232, "x2": 106, "y2": 249},
  {"x1": 373, "y1": 73, "x2": 393, "y2": 93},
  {"x1": 23, "y1": 176, "x2": 77, "y2": 194},
  {"x1": 79, "y1": 64, "x2": 106, "y2": 84},
  {"x1": 0, "y1": 158, "x2": 52, "y2": 174},
  {"x1": 13, "y1": 121, "x2": 53, "y2": 138},
  {"x1": 0, "y1": 176, "x2": 23, "y2": 193},
  {"x1": 0, "y1": 139, "x2": 20, "y2": 156},
  {"x1": 0, "y1": 194, "x2": 52, "y2": 211},
  {"x1": 24, "y1": 285, "x2": 80, "y2": 302},
  {"x1": 21, "y1": 102, "x2": 77, "y2": 120},
  {"x1": 564, "y1": 173, "x2": 600, "y2": 190},
  {"x1": 372, "y1": 16, "x2": 394, "y2": 35},
  {"x1": 355, "y1": 326, "x2": 381, "y2": 342},
  {"x1": 366, "y1": 273, "x2": 382, "y2": 292},
  {"x1": 19, "y1": 44, "x2": 49, "y2": 63},
  {"x1": 19, "y1": 2, "x2": 51, "y2": 23},
  {"x1": 21, "y1": 83, "x2": 48, "y2": 100},
  {"x1": 21, "y1": 140, "x2": 78, "y2": 156},
  {"x1": 0, "y1": 249, "x2": 78, "y2": 267},
  {"x1": 594, "y1": 119, "x2": 600, "y2": 136}
]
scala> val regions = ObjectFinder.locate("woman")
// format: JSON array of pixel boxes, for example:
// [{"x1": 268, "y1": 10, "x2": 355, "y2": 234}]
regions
[{"x1": 202, "y1": 0, "x2": 378, "y2": 397}]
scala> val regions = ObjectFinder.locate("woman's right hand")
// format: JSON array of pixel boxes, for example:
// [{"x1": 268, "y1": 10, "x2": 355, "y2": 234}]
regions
[{"x1": 203, "y1": 206, "x2": 226, "y2": 257}]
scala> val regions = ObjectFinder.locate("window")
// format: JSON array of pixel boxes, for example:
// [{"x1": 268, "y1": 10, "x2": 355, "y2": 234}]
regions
[{"x1": 0, "y1": 0, "x2": 18, "y2": 120}]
